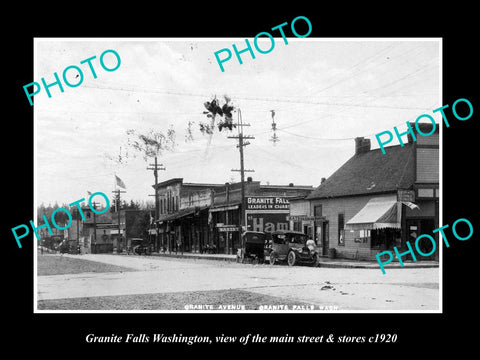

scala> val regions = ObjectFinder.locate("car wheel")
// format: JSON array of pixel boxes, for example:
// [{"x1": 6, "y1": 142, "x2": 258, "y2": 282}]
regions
[
  {"x1": 269, "y1": 252, "x2": 277, "y2": 265},
  {"x1": 287, "y1": 251, "x2": 296, "y2": 266}
]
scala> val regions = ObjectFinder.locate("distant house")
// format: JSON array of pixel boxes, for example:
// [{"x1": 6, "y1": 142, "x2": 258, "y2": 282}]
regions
[
  {"x1": 306, "y1": 123, "x2": 439, "y2": 260},
  {"x1": 82, "y1": 207, "x2": 126, "y2": 253}
]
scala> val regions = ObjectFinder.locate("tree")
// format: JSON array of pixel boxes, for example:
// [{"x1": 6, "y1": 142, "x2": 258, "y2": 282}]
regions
[
  {"x1": 127, "y1": 199, "x2": 140, "y2": 210},
  {"x1": 128, "y1": 210, "x2": 151, "y2": 239},
  {"x1": 126, "y1": 127, "x2": 176, "y2": 162},
  {"x1": 38, "y1": 201, "x2": 72, "y2": 226},
  {"x1": 103, "y1": 126, "x2": 176, "y2": 166},
  {"x1": 199, "y1": 95, "x2": 236, "y2": 134}
]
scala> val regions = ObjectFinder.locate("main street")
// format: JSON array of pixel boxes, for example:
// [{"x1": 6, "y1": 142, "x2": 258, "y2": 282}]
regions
[{"x1": 36, "y1": 254, "x2": 439, "y2": 311}]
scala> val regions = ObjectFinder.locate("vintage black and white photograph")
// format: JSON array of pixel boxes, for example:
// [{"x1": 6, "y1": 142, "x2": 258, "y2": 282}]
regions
[{"x1": 33, "y1": 38, "x2": 441, "y2": 312}]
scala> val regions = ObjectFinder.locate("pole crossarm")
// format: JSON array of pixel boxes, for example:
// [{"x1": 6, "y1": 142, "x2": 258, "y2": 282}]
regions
[
  {"x1": 147, "y1": 156, "x2": 166, "y2": 252},
  {"x1": 226, "y1": 108, "x2": 255, "y2": 239}
]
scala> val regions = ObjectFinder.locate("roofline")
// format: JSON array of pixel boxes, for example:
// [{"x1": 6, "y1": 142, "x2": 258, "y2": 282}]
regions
[
  {"x1": 288, "y1": 195, "x2": 310, "y2": 201},
  {"x1": 307, "y1": 189, "x2": 399, "y2": 201},
  {"x1": 183, "y1": 183, "x2": 225, "y2": 188},
  {"x1": 153, "y1": 177, "x2": 183, "y2": 189},
  {"x1": 361, "y1": 141, "x2": 414, "y2": 154},
  {"x1": 259, "y1": 185, "x2": 313, "y2": 190}
]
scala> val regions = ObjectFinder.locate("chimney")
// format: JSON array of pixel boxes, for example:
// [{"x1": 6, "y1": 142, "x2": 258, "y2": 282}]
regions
[
  {"x1": 247, "y1": 177, "x2": 252, "y2": 182},
  {"x1": 289, "y1": 183, "x2": 294, "y2": 187},
  {"x1": 321, "y1": 177, "x2": 326, "y2": 184},
  {"x1": 355, "y1": 137, "x2": 371, "y2": 155}
]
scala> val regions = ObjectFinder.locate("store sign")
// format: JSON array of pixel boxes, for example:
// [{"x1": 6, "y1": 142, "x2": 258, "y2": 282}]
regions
[
  {"x1": 287, "y1": 215, "x2": 325, "y2": 221},
  {"x1": 217, "y1": 225, "x2": 239, "y2": 232},
  {"x1": 246, "y1": 196, "x2": 290, "y2": 210},
  {"x1": 397, "y1": 189, "x2": 415, "y2": 202},
  {"x1": 246, "y1": 213, "x2": 289, "y2": 233}
]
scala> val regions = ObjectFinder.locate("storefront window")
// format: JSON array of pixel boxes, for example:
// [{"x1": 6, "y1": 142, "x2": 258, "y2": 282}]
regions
[
  {"x1": 293, "y1": 221, "x2": 301, "y2": 232},
  {"x1": 355, "y1": 229, "x2": 370, "y2": 244},
  {"x1": 371, "y1": 228, "x2": 399, "y2": 249},
  {"x1": 417, "y1": 188, "x2": 434, "y2": 198}
]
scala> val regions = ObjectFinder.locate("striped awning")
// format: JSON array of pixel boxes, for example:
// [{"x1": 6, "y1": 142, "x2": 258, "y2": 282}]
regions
[{"x1": 345, "y1": 196, "x2": 400, "y2": 230}]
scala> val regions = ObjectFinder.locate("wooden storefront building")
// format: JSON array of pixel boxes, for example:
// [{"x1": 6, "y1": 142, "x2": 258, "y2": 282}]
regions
[{"x1": 305, "y1": 123, "x2": 439, "y2": 260}]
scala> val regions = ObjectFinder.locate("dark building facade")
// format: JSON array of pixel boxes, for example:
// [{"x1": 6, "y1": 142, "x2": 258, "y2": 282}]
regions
[
  {"x1": 152, "y1": 177, "x2": 313, "y2": 255},
  {"x1": 210, "y1": 178, "x2": 313, "y2": 254},
  {"x1": 153, "y1": 178, "x2": 225, "y2": 253}
]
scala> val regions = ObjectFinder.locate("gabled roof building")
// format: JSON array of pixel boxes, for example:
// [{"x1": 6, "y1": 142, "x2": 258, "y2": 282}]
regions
[{"x1": 305, "y1": 123, "x2": 439, "y2": 261}]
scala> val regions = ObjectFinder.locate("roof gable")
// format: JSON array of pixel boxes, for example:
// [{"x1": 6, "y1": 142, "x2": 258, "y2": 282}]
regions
[{"x1": 306, "y1": 144, "x2": 415, "y2": 200}]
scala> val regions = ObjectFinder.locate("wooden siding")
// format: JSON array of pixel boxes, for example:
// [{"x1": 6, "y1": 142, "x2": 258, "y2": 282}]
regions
[
  {"x1": 180, "y1": 188, "x2": 213, "y2": 209},
  {"x1": 416, "y1": 147, "x2": 439, "y2": 183},
  {"x1": 416, "y1": 132, "x2": 439, "y2": 146},
  {"x1": 289, "y1": 200, "x2": 310, "y2": 216},
  {"x1": 310, "y1": 193, "x2": 397, "y2": 260}
]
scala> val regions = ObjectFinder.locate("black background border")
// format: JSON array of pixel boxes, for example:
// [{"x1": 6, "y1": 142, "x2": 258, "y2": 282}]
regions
[{"x1": 4, "y1": 3, "x2": 478, "y2": 355}]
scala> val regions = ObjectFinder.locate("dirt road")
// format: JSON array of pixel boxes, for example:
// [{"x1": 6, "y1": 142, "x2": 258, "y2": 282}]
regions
[{"x1": 36, "y1": 254, "x2": 439, "y2": 311}]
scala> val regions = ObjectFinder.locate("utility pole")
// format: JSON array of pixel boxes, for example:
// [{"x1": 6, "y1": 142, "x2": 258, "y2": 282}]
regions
[
  {"x1": 112, "y1": 189, "x2": 126, "y2": 252},
  {"x1": 147, "y1": 156, "x2": 166, "y2": 252},
  {"x1": 228, "y1": 109, "x2": 255, "y2": 253},
  {"x1": 92, "y1": 201, "x2": 97, "y2": 244},
  {"x1": 76, "y1": 207, "x2": 79, "y2": 251},
  {"x1": 225, "y1": 182, "x2": 230, "y2": 254}
]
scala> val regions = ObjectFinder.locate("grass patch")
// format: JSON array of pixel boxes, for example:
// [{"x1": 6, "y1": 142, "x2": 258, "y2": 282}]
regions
[{"x1": 37, "y1": 255, "x2": 136, "y2": 276}]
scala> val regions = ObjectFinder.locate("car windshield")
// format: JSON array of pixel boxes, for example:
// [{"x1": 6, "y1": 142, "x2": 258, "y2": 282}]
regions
[
  {"x1": 272, "y1": 234, "x2": 285, "y2": 244},
  {"x1": 288, "y1": 234, "x2": 307, "y2": 244}
]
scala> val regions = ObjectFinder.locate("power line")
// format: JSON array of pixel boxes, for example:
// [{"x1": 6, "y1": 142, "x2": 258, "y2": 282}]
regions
[
  {"x1": 277, "y1": 129, "x2": 355, "y2": 141},
  {"x1": 78, "y1": 83, "x2": 434, "y2": 111},
  {"x1": 306, "y1": 44, "x2": 397, "y2": 98}
]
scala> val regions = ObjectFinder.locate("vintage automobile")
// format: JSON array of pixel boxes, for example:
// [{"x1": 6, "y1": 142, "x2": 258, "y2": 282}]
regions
[
  {"x1": 268, "y1": 230, "x2": 319, "y2": 267},
  {"x1": 236, "y1": 231, "x2": 267, "y2": 264},
  {"x1": 129, "y1": 238, "x2": 151, "y2": 255},
  {"x1": 57, "y1": 241, "x2": 70, "y2": 254}
]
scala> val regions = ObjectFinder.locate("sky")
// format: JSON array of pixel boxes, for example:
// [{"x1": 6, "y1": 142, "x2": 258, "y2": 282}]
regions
[{"x1": 34, "y1": 38, "x2": 441, "y2": 208}]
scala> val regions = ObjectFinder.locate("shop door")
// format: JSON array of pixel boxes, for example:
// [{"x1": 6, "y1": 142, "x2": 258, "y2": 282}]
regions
[
  {"x1": 406, "y1": 219, "x2": 436, "y2": 260},
  {"x1": 315, "y1": 221, "x2": 329, "y2": 256},
  {"x1": 322, "y1": 222, "x2": 329, "y2": 255}
]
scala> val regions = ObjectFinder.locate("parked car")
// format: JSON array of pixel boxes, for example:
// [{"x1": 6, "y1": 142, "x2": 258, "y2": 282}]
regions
[
  {"x1": 129, "y1": 238, "x2": 151, "y2": 255},
  {"x1": 203, "y1": 243, "x2": 217, "y2": 254},
  {"x1": 57, "y1": 240, "x2": 70, "y2": 254},
  {"x1": 268, "y1": 230, "x2": 319, "y2": 267},
  {"x1": 237, "y1": 231, "x2": 266, "y2": 264}
]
